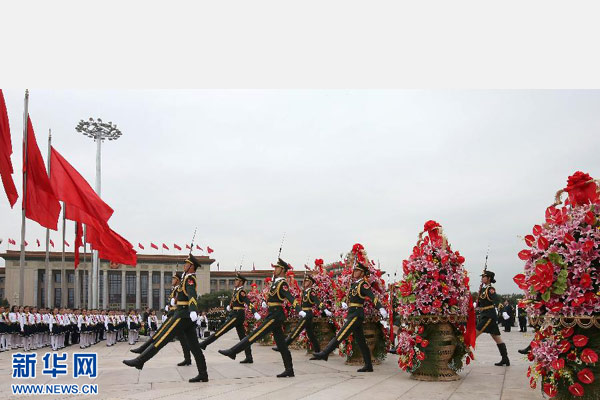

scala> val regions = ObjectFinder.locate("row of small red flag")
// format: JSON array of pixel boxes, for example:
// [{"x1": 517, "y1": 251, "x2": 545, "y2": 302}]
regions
[
  {"x1": 0, "y1": 89, "x2": 136, "y2": 268},
  {"x1": 3, "y1": 238, "x2": 214, "y2": 253}
]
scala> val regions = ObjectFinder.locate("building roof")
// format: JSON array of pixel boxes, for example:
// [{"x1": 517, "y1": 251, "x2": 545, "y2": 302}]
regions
[{"x1": 0, "y1": 250, "x2": 215, "y2": 266}]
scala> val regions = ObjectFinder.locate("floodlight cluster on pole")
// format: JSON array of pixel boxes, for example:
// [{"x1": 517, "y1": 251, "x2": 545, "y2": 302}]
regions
[{"x1": 76, "y1": 117, "x2": 122, "y2": 309}]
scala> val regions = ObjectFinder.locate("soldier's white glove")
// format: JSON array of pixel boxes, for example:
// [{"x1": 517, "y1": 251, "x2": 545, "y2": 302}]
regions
[
  {"x1": 324, "y1": 309, "x2": 333, "y2": 317},
  {"x1": 262, "y1": 301, "x2": 268, "y2": 309},
  {"x1": 189, "y1": 311, "x2": 198, "y2": 322},
  {"x1": 254, "y1": 312, "x2": 261, "y2": 321},
  {"x1": 226, "y1": 305, "x2": 231, "y2": 312},
  {"x1": 502, "y1": 312, "x2": 510, "y2": 320},
  {"x1": 379, "y1": 308, "x2": 388, "y2": 319},
  {"x1": 170, "y1": 298, "x2": 176, "y2": 306},
  {"x1": 299, "y1": 311, "x2": 307, "y2": 318},
  {"x1": 381, "y1": 320, "x2": 389, "y2": 329},
  {"x1": 341, "y1": 302, "x2": 348, "y2": 310},
  {"x1": 164, "y1": 305, "x2": 169, "y2": 312}
]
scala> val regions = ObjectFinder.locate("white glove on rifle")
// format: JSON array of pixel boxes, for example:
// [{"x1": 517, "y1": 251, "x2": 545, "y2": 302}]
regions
[
  {"x1": 170, "y1": 298, "x2": 176, "y2": 306},
  {"x1": 189, "y1": 311, "x2": 198, "y2": 322},
  {"x1": 379, "y1": 308, "x2": 388, "y2": 319},
  {"x1": 262, "y1": 301, "x2": 268, "y2": 309},
  {"x1": 164, "y1": 305, "x2": 169, "y2": 312},
  {"x1": 299, "y1": 311, "x2": 307, "y2": 318},
  {"x1": 226, "y1": 305, "x2": 231, "y2": 312},
  {"x1": 324, "y1": 309, "x2": 333, "y2": 317},
  {"x1": 502, "y1": 312, "x2": 510, "y2": 320},
  {"x1": 341, "y1": 302, "x2": 348, "y2": 310},
  {"x1": 254, "y1": 312, "x2": 261, "y2": 321},
  {"x1": 381, "y1": 320, "x2": 389, "y2": 329}
]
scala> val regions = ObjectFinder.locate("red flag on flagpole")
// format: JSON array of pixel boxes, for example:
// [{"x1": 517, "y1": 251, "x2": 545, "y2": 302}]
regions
[
  {"x1": 185, "y1": 244, "x2": 191, "y2": 250},
  {"x1": 138, "y1": 243, "x2": 145, "y2": 250},
  {"x1": 36, "y1": 239, "x2": 40, "y2": 247},
  {"x1": 162, "y1": 243, "x2": 169, "y2": 250},
  {"x1": 23, "y1": 117, "x2": 61, "y2": 230},
  {"x1": 174, "y1": 244, "x2": 181, "y2": 251},
  {"x1": 87, "y1": 225, "x2": 137, "y2": 266},
  {"x1": 196, "y1": 245, "x2": 202, "y2": 251},
  {"x1": 64, "y1": 240, "x2": 70, "y2": 247},
  {"x1": 74, "y1": 222, "x2": 83, "y2": 269},
  {"x1": 24, "y1": 240, "x2": 28, "y2": 246},
  {"x1": 207, "y1": 246, "x2": 214, "y2": 254},
  {"x1": 151, "y1": 242, "x2": 158, "y2": 250},
  {"x1": 0, "y1": 90, "x2": 18, "y2": 208},
  {"x1": 50, "y1": 147, "x2": 113, "y2": 228},
  {"x1": 49, "y1": 239, "x2": 54, "y2": 248}
]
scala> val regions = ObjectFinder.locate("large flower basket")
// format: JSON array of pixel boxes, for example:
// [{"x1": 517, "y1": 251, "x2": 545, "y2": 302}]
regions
[
  {"x1": 405, "y1": 315, "x2": 467, "y2": 382},
  {"x1": 305, "y1": 317, "x2": 336, "y2": 354},
  {"x1": 284, "y1": 318, "x2": 306, "y2": 350},
  {"x1": 527, "y1": 316, "x2": 600, "y2": 400},
  {"x1": 343, "y1": 319, "x2": 387, "y2": 365}
]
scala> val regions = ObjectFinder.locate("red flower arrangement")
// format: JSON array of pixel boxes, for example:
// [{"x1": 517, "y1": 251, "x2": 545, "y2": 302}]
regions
[
  {"x1": 515, "y1": 172, "x2": 600, "y2": 399},
  {"x1": 395, "y1": 220, "x2": 475, "y2": 373}
]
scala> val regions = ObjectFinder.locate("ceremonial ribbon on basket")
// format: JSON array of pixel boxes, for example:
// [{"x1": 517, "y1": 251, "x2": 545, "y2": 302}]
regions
[{"x1": 464, "y1": 293, "x2": 477, "y2": 348}]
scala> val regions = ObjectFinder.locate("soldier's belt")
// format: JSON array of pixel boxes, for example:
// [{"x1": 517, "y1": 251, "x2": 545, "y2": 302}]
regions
[
  {"x1": 169, "y1": 306, "x2": 176, "y2": 310},
  {"x1": 479, "y1": 305, "x2": 495, "y2": 311},
  {"x1": 268, "y1": 302, "x2": 283, "y2": 307},
  {"x1": 349, "y1": 303, "x2": 364, "y2": 308},
  {"x1": 176, "y1": 301, "x2": 190, "y2": 305},
  {"x1": 233, "y1": 307, "x2": 245, "y2": 310},
  {"x1": 302, "y1": 307, "x2": 313, "y2": 311}
]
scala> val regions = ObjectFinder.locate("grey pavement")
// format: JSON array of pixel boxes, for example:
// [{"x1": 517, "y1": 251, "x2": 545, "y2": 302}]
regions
[{"x1": 0, "y1": 328, "x2": 543, "y2": 400}]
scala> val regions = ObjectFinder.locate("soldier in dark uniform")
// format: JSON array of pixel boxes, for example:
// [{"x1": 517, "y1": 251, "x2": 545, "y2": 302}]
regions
[
  {"x1": 476, "y1": 270, "x2": 510, "y2": 366},
  {"x1": 199, "y1": 272, "x2": 260, "y2": 363},
  {"x1": 123, "y1": 255, "x2": 208, "y2": 383},
  {"x1": 129, "y1": 272, "x2": 193, "y2": 367},
  {"x1": 218, "y1": 258, "x2": 304, "y2": 378},
  {"x1": 311, "y1": 262, "x2": 388, "y2": 372},
  {"x1": 272, "y1": 272, "x2": 332, "y2": 354}
]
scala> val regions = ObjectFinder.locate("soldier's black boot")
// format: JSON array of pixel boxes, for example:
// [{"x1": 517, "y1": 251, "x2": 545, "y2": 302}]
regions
[
  {"x1": 272, "y1": 336, "x2": 293, "y2": 352},
  {"x1": 122, "y1": 345, "x2": 158, "y2": 370},
  {"x1": 218, "y1": 336, "x2": 250, "y2": 361},
  {"x1": 495, "y1": 343, "x2": 510, "y2": 366},
  {"x1": 518, "y1": 344, "x2": 531, "y2": 354},
  {"x1": 189, "y1": 352, "x2": 209, "y2": 382},
  {"x1": 239, "y1": 347, "x2": 253, "y2": 363},
  {"x1": 277, "y1": 350, "x2": 295, "y2": 378},
  {"x1": 357, "y1": 362, "x2": 374, "y2": 372},
  {"x1": 130, "y1": 337, "x2": 153, "y2": 354},
  {"x1": 177, "y1": 359, "x2": 191, "y2": 366},
  {"x1": 310, "y1": 337, "x2": 338, "y2": 361},
  {"x1": 198, "y1": 333, "x2": 217, "y2": 350}
]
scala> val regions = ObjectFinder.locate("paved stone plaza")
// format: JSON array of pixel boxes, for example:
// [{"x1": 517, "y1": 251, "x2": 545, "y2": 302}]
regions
[{"x1": 0, "y1": 329, "x2": 543, "y2": 400}]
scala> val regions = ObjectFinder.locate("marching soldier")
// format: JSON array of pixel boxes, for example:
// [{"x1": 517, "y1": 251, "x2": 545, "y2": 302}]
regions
[
  {"x1": 123, "y1": 254, "x2": 208, "y2": 383},
  {"x1": 130, "y1": 272, "x2": 193, "y2": 367},
  {"x1": 272, "y1": 272, "x2": 332, "y2": 354},
  {"x1": 199, "y1": 272, "x2": 261, "y2": 363},
  {"x1": 476, "y1": 270, "x2": 510, "y2": 366},
  {"x1": 311, "y1": 261, "x2": 388, "y2": 372},
  {"x1": 218, "y1": 258, "x2": 304, "y2": 378}
]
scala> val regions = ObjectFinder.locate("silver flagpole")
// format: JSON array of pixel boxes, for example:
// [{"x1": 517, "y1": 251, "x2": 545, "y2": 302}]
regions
[
  {"x1": 18, "y1": 89, "x2": 30, "y2": 306},
  {"x1": 45, "y1": 129, "x2": 52, "y2": 308}
]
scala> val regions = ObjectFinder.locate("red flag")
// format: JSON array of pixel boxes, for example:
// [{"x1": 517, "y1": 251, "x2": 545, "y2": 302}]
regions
[
  {"x1": 49, "y1": 239, "x2": 54, "y2": 248},
  {"x1": 196, "y1": 245, "x2": 203, "y2": 251},
  {"x1": 87, "y1": 225, "x2": 136, "y2": 266},
  {"x1": 185, "y1": 244, "x2": 191, "y2": 250},
  {"x1": 151, "y1": 242, "x2": 158, "y2": 250},
  {"x1": 8, "y1": 238, "x2": 15, "y2": 245},
  {"x1": 24, "y1": 240, "x2": 28, "y2": 246},
  {"x1": 0, "y1": 90, "x2": 18, "y2": 207},
  {"x1": 138, "y1": 243, "x2": 145, "y2": 250},
  {"x1": 74, "y1": 222, "x2": 83, "y2": 269},
  {"x1": 207, "y1": 246, "x2": 214, "y2": 254},
  {"x1": 464, "y1": 294, "x2": 477, "y2": 348},
  {"x1": 174, "y1": 243, "x2": 182, "y2": 251},
  {"x1": 36, "y1": 239, "x2": 40, "y2": 247},
  {"x1": 23, "y1": 117, "x2": 61, "y2": 230},
  {"x1": 162, "y1": 243, "x2": 169, "y2": 250},
  {"x1": 64, "y1": 240, "x2": 70, "y2": 247},
  {"x1": 50, "y1": 147, "x2": 113, "y2": 229}
]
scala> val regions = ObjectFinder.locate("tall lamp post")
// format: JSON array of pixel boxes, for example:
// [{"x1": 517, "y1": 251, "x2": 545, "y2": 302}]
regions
[{"x1": 75, "y1": 118, "x2": 122, "y2": 309}]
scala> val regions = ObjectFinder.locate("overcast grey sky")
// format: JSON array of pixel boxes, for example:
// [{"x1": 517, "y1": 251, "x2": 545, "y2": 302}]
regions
[{"x1": 1, "y1": 90, "x2": 599, "y2": 293}]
